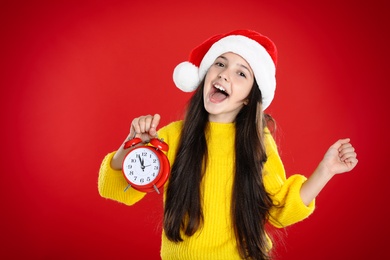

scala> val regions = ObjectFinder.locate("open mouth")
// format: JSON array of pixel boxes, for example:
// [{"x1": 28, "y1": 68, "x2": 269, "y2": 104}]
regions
[{"x1": 210, "y1": 84, "x2": 229, "y2": 103}]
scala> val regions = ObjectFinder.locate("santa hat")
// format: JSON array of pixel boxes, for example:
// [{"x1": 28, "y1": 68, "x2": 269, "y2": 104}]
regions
[{"x1": 173, "y1": 29, "x2": 277, "y2": 110}]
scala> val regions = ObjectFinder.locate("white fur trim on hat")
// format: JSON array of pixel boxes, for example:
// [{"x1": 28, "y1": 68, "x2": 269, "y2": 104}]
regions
[{"x1": 199, "y1": 35, "x2": 276, "y2": 110}]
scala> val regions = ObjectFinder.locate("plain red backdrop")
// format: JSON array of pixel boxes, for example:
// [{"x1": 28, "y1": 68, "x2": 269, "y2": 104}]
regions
[{"x1": 1, "y1": 0, "x2": 389, "y2": 259}]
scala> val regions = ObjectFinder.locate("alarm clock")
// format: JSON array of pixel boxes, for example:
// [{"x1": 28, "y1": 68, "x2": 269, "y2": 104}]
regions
[{"x1": 122, "y1": 137, "x2": 170, "y2": 194}]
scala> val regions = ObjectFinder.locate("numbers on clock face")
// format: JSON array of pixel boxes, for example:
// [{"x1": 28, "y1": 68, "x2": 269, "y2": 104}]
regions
[{"x1": 123, "y1": 147, "x2": 161, "y2": 186}]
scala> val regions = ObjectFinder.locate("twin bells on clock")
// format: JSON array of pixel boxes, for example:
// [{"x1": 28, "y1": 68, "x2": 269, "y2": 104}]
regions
[{"x1": 122, "y1": 137, "x2": 170, "y2": 194}]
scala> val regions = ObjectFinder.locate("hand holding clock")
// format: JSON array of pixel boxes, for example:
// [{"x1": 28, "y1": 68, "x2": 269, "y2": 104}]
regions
[
  {"x1": 111, "y1": 114, "x2": 161, "y2": 170},
  {"x1": 109, "y1": 113, "x2": 170, "y2": 194},
  {"x1": 130, "y1": 114, "x2": 161, "y2": 144}
]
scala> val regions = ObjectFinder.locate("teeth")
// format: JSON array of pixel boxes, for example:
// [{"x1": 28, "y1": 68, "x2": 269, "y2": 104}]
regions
[{"x1": 214, "y1": 84, "x2": 226, "y2": 92}]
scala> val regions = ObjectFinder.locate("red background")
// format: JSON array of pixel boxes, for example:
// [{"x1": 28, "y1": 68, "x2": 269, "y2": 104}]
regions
[{"x1": 1, "y1": 0, "x2": 389, "y2": 259}]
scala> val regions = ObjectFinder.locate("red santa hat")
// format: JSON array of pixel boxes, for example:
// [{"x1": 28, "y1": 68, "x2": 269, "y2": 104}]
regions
[{"x1": 173, "y1": 29, "x2": 278, "y2": 110}]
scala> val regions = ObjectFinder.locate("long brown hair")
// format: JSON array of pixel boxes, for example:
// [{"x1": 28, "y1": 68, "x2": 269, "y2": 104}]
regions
[{"x1": 164, "y1": 79, "x2": 274, "y2": 259}]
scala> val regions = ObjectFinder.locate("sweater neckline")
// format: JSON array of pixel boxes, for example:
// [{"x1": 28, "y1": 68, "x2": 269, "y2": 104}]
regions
[
  {"x1": 208, "y1": 121, "x2": 235, "y2": 129},
  {"x1": 207, "y1": 121, "x2": 235, "y2": 137}
]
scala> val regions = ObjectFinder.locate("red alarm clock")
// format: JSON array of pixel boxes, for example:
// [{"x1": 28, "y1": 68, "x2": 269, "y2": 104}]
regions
[{"x1": 122, "y1": 137, "x2": 170, "y2": 194}]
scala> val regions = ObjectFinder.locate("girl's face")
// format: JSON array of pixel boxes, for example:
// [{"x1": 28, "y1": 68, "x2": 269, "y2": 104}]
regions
[{"x1": 203, "y1": 52, "x2": 254, "y2": 123}]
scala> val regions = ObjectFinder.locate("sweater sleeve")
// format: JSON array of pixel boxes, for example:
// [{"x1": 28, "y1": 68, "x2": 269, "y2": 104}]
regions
[
  {"x1": 263, "y1": 132, "x2": 315, "y2": 228},
  {"x1": 98, "y1": 151, "x2": 147, "y2": 206}
]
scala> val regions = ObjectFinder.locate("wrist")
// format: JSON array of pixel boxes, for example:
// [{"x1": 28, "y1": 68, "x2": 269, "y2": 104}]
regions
[
  {"x1": 111, "y1": 152, "x2": 123, "y2": 170},
  {"x1": 316, "y1": 162, "x2": 336, "y2": 181}
]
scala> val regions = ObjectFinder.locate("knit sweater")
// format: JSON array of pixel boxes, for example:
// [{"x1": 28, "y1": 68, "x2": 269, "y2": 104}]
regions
[{"x1": 98, "y1": 121, "x2": 315, "y2": 259}]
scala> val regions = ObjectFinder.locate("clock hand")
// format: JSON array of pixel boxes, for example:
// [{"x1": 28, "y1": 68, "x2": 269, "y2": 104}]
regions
[
  {"x1": 137, "y1": 155, "x2": 145, "y2": 170},
  {"x1": 141, "y1": 157, "x2": 146, "y2": 172}
]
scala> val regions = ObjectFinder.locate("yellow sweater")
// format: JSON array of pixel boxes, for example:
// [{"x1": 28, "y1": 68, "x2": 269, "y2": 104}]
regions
[{"x1": 98, "y1": 121, "x2": 315, "y2": 259}]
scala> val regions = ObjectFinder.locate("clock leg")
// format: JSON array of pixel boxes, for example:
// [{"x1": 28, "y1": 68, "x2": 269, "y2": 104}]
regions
[
  {"x1": 153, "y1": 184, "x2": 160, "y2": 194},
  {"x1": 124, "y1": 184, "x2": 131, "y2": 192}
]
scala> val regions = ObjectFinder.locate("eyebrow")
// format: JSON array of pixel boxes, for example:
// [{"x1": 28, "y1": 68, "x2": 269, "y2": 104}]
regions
[{"x1": 218, "y1": 55, "x2": 253, "y2": 76}]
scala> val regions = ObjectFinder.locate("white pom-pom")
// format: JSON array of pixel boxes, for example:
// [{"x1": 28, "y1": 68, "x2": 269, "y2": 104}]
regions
[{"x1": 173, "y1": 62, "x2": 200, "y2": 92}]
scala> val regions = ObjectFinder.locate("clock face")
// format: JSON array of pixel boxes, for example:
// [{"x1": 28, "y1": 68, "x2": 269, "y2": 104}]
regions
[{"x1": 123, "y1": 147, "x2": 161, "y2": 186}]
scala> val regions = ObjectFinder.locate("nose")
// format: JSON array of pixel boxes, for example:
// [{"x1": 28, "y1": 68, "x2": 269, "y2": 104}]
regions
[{"x1": 218, "y1": 71, "x2": 230, "y2": 82}]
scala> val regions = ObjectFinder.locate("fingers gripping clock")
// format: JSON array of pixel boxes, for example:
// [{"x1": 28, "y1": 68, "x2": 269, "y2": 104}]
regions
[{"x1": 122, "y1": 137, "x2": 170, "y2": 194}]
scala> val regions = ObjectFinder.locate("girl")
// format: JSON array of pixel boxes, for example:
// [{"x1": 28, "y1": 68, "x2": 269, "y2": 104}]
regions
[{"x1": 98, "y1": 29, "x2": 358, "y2": 260}]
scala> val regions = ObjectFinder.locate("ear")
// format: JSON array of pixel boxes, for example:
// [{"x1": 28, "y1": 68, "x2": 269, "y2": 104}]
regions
[{"x1": 243, "y1": 99, "x2": 249, "y2": 105}]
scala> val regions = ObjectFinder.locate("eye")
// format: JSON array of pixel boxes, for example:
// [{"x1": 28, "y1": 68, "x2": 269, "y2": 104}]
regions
[
  {"x1": 238, "y1": 71, "x2": 247, "y2": 78},
  {"x1": 215, "y1": 61, "x2": 225, "y2": 67}
]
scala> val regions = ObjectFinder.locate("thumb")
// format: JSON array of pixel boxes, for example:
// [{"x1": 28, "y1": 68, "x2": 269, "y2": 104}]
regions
[
  {"x1": 149, "y1": 113, "x2": 161, "y2": 137},
  {"x1": 149, "y1": 127, "x2": 157, "y2": 137}
]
